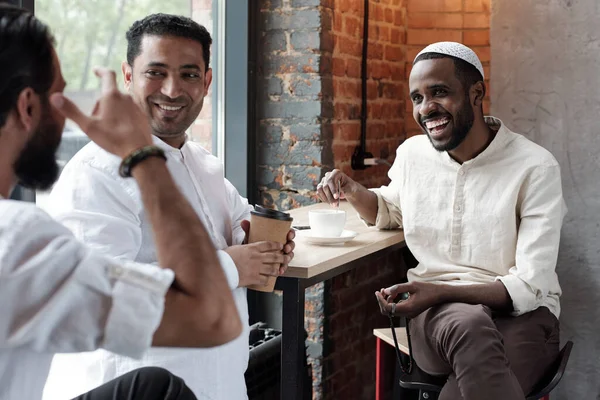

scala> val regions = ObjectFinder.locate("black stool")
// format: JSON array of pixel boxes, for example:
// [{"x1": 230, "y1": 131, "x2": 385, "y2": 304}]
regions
[{"x1": 398, "y1": 341, "x2": 573, "y2": 400}]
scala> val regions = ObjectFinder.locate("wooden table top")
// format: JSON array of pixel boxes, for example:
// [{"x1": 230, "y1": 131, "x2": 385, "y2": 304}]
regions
[{"x1": 283, "y1": 201, "x2": 406, "y2": 279}]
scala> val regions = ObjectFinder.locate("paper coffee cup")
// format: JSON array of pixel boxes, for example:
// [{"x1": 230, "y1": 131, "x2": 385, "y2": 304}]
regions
[{"x1": 247, "y1": 205, "x2": 293, "y2": 292}]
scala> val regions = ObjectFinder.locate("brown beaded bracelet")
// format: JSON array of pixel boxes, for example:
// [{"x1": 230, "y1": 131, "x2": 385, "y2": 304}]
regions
[{"x1": 118, "y1": 145, "x2": 167, "y2": 178}]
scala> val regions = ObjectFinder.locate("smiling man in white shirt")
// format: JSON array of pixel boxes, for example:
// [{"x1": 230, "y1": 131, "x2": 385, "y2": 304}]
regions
[
  {"x1": 43, "y1": 13, "x2": 295, "y2": 400},
  {"x1": 0, "y1": 5, "x2": 243, "y2": 400},
  {"x1": 318, "y1": 42, "x2": 566, "y2": 400}
]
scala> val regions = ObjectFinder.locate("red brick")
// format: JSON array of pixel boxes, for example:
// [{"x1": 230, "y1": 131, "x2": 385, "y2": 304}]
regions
[
  {"x1": 408, "y1": 12, "x2": 464, "y2": 29},
  {"x1": 378, "y1": 25, "x2": 390, "y2": 42},
  {"x1": 390, "y1": 27, "x2": 405, "y2": 44},
  {"x1": 463, "y1": 13, "x2": 490, "y2": 29},
  {"x1": 463, "y1": 29, "x2": 490, "y2": 46},
  {"x1": 332, "y1": 57, "x2": 346, "y2": 77},
  {"x1": 346, "y1": 58, "x2": 361, "y2": 78},
  {"x1": 472, "y1": 46, "x2": 491, "y2": 62},
  {"x1": 407, "y1": 28, "x2": 462, "y2": 45},
  {"x1": 394, "y1": 9, "x2": 405, "y2": 25},
  {"x1": 367, "y1": 42, "x2": 384, "y2": 59},
  {"x1": 385, "y1": 7, "x2": 394, "y2": 23},
  {"x1": 344, "y1": 15, "x2": 361, "y2": 36},
  {"x1": 465, "y1": 0, "x2": 490, "y2": 12},
  {"x1": 384, "y1": 44, "x2": 403, "y2": 61},
  {"x1": 407, "y1": 0, "x2": 462, "y2": 12},
  {"x1": 334, "y1": 11, "x2": 343, "y2": 31},
  {"x1": 338, "y1": 36, "x2": 361, "y2": 56}
]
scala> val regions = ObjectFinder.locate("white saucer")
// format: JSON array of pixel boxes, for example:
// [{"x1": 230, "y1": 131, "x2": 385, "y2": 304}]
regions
[{"x1": 297, "y1": 229, "x2": 358, "y2": 245}]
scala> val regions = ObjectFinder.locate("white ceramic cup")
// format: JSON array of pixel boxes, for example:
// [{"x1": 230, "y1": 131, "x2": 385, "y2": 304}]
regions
[{"x1": 308, "y1": 209, "x2": 346, "y2": 237}]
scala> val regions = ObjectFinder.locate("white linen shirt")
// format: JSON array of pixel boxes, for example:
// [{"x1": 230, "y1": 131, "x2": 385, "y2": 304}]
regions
[
  {"x1": 369, "y1": 117, "x2": 566, "y2": 318},
  {"x1": 42, "y1": 136, "x2": 252, "y2": 400},
  {"x1": 0, "y1": 199, "x2": 173, "y2": 400}
]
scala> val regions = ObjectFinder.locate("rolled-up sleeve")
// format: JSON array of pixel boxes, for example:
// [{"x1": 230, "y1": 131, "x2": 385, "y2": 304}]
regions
[
  {"x1": 0, "y1": 204, "x2": 172, "y2": 359},
  {"x1": 360, "y1": 146, "x2": 404, "y2": 230},
  {"x1": 497, "y1": 164, "x2": 566, "y2": 316}
]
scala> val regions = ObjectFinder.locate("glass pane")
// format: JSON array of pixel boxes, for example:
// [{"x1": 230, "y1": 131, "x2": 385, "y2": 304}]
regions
[{"x1": 35, "y1": 0, "x2": 220, "y2": 206}]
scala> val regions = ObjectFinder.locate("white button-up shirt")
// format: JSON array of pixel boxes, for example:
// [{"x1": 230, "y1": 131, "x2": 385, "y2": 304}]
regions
[
  {"x1": 0, "y1": 199, "x2": 173, "y2": 400},
  {"x1": 370, "y1": 117, "x2": 566, "y2": 318},
  {"x1": 42, "y1": 136, "x2": 252, "y2": 400}
]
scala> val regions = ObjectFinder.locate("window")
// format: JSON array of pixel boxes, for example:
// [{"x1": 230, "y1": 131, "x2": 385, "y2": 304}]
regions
[{"x1": 33, "y1": 0, "x2": 226, "y2": 206}]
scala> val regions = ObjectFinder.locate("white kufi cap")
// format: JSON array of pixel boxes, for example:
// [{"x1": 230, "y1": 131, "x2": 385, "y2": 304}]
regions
[{"x1": 415, "y1": 41, "x2": 484, "y2": 79}]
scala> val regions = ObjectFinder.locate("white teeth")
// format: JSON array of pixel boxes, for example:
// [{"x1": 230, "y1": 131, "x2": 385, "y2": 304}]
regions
[
  {"x1": 425, "y1": 117, "x2": 450, "y2": 129},
  {"x1": 158, "y1": 105, "x2": 183, "y2": 111}
]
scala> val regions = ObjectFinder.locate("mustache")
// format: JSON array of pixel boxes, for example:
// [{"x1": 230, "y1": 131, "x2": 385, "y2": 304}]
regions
[
  {"x1": 150, "y1": 95, "x2": 187, "y2": 106},
  {"x1": 420, "y1": 112, "x2": 451, "y2": 125}
]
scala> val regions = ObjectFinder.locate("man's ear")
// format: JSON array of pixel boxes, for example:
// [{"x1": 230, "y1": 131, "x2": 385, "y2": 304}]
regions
[
  {"x1": 204, "y1": 68, "x2": 213, "y2": 93},
  {"x1": 471, "y1": 81, "x2": 486, "y2": 107},
  {"x1": 15, "y1": 88, "x2": 40, "y2": 133},
  {"x1": 122, "y1": 61, "x2": 133, "y2": 90}
]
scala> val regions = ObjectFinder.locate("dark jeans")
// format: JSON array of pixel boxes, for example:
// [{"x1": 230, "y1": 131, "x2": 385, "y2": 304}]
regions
[{"x1": 73, "y1": 367, "x2": 197, "y2": 400}]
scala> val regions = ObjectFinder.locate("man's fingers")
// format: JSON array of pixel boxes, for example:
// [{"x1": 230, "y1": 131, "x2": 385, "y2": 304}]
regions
[
  {"x1": 287, "y1": 229, "x2": 296, "y2": 241},
  {"x1": 375, "y1": 291, "x2": 392, "y2": 315},
  {"x1": 265, "y1": 252, "x2": 285, "y2": 264},
  {"x1": 259, "y1": 264, "x2": 280, "y2": 277},
  {"x1": 284, "y1": 240, "x2": 295, "y2": 254},
  {"x1": 383, "y1": 283, "x2": 412, "y2": 297},
  {"x1": 50, "y1": 93, "x2": 91, "y2": 131},
  {"x1": 94, "y1": 67, "x2": 118, "y2": 94},
  {"x1": 256, "y1": 241, "x2": 283, "y2": 253}
]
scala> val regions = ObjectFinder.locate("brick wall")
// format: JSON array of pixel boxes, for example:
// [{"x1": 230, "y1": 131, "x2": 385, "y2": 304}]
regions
[
  {"x1": 329, "y1": 0, "x2": 407, "y2": 189},
  {"x1": 404, "y1": 0, "x2": 491, "y2": 136}
]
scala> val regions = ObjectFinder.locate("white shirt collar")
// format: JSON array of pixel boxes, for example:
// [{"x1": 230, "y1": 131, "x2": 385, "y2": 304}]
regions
[{"x1": 152, "y1": 134, "x2": 189, "y2": 153}]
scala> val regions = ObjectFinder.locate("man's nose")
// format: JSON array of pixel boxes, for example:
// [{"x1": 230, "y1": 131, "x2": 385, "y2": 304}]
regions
[
  {"x1": 161, "y1": 76, "x2": 184, "y2": 99},
  {"x1": 419, "y1": 97, "x2": 439, "y2": 118}
]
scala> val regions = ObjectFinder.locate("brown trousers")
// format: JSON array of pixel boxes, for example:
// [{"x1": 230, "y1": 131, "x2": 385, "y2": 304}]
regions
[{"x1": 409, "y1": 303, "x2": 560, "y2": 400}]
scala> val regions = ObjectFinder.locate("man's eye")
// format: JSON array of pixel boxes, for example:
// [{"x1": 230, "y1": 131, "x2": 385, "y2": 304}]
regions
[
  {"x1": 411, "y1": 95, "x2": 423, "y2": 103},
  {"x1": 434, "y1": 89, "x2": 447, "y2": 96},
  {"x1": 183, "y1": 73, "x2": 200, "y2": 79},
  {"x1": 145, "y1": 71, "x2": 163, "y2": 77}
]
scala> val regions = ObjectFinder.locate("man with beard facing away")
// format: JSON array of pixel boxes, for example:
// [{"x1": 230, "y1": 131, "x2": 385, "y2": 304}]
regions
[
  {"x1": 0, "y1": 4, "x2": 243, "y2": 400},
  {"x1": 317, "y1": 42, "x2": 566, "y2": 400},
  {"x1": 43, "y1": 13, "x2": 295, "y2": 400}
]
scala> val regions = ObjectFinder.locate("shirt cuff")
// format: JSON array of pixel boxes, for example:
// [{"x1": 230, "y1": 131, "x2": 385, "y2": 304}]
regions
[
  {"x1": 496, "y1": 273, "x2": 538, "y2": 316},
  {"x1": 358, "y1": 190, "x2": 395, "y2": 229},
  {"x1": 102, "y1": 261, "x2": 174, "y2": 359},
  {"x1": 217, "y1": 250, "x2": 240, "y2": 289}
]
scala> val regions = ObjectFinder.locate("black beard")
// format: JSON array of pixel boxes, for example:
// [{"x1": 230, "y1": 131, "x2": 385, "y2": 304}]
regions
[
  {"x1": 13, "y1": 101, "x2": 61, "y2": 191},
  {"x1": 422, "y1": 101, "x2": 474, "y2": 152}
]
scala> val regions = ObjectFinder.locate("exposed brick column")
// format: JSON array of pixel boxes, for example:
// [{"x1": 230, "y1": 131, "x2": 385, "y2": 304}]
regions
[{"x1": 257, "y1": 0, "x2": 334, "y2": 210}]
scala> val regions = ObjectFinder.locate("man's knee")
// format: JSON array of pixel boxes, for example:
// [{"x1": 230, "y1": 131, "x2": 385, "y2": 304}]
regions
[{"x1": 434, "y1": 303, "x2": 499, "y2": 344}]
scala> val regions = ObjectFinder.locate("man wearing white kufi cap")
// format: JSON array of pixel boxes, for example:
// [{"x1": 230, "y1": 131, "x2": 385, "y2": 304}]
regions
[{"x1": 318, "y1": 42, "x2": 566, "y2": 399}]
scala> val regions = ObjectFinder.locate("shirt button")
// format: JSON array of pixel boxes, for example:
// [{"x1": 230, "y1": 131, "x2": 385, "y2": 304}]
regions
[
  {"x1": 112, "y1": 266, "x2": 123, "y2": 277},
  {"x1": 455, "y1": 205, "x2": 462, "y2": 212},
  {"x1": 453, "y1": 239, "x2": 459, "y2": 245},
  {"x1": 458, "y1": 169, "x2": 465, "y2": 176}
]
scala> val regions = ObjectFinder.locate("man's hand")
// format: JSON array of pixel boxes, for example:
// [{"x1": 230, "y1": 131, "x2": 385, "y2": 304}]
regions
[
  {"x1": 375, "y1": 281, "x2": 447, "y2": 319},
  {"x1": 317, "y1": 169, "x2": 359, "y2": 205},
  {"x1": 50, "y1": 68, "x2": 152, "y2": 159},
  {"x1": 240, "y1": 219, "x2": 295, "y2": 275},
  {"x1": 225, "y1": 241, "x2": 288, "y2": 287}
]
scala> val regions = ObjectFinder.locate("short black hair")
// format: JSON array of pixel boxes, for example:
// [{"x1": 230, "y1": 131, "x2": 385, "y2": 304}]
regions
[
  {"x1": 414, "y1": 52, "x2": 485, "y2": 96},
  {"x1": 125, "y1": 13, "x2": 212, "y2": 70},
  {"x1": 0, "y1": 4, "x2": 55, "y2": 128}
]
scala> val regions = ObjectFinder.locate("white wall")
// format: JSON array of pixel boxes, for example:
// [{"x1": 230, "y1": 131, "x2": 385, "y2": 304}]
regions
[{"x1": 492, "y1": 1, "x2": 600, "y2": 398}]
